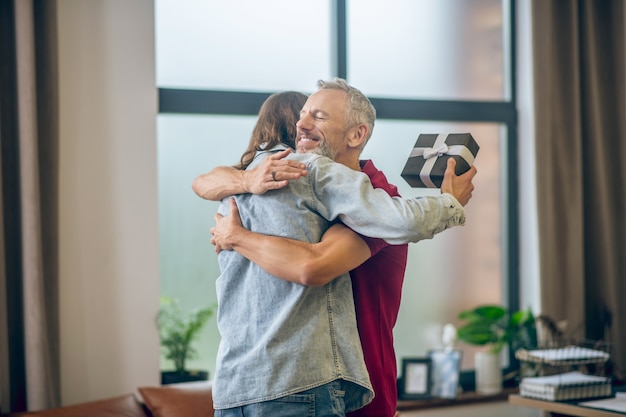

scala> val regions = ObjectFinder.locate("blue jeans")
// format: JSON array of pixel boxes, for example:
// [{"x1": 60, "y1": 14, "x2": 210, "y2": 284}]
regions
[{"x1": 214, "y1": 380, "x2": 347, "y2": 417}]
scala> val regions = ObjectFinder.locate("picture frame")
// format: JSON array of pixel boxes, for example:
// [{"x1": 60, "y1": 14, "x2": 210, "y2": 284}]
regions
[
  {"x1": 428, "y1": 349, "x2": 462, "y2": 399},
  {"x1": 397, "y1": 357, "x2": 432, "y2": 400}
]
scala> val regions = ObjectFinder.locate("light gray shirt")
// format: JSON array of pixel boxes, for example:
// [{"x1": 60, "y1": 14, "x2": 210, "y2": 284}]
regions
[{"x1": 212, "y1": 146, "x2": 465, "y2": 410}]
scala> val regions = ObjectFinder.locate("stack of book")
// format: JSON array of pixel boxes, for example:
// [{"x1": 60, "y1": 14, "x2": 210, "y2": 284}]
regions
[
  {"x1": 517, "y1": 345, "x2": 610, "y2": 366},
  {"x1": 520, "y1": 371, "x2": 612, "y2": 401}
]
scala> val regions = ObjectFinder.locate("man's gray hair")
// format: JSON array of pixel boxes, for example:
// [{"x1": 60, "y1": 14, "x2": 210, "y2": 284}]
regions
[{"x1": 316, "y1": 78, "x2": 376, "y2": 143}]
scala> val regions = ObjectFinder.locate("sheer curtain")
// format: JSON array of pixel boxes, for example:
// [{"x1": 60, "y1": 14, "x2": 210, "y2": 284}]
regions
[
  {"x1": 532, "y1": 0, "x2": 626, "y2": 379},
  {"x1": 0, "y1": 0, "x2": 60, "y2": 412}
]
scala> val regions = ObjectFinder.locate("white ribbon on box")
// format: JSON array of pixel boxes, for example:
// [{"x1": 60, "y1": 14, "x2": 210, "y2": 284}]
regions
[{"x1": 409, "y1": 134, "x2": 476, "y2": 188}]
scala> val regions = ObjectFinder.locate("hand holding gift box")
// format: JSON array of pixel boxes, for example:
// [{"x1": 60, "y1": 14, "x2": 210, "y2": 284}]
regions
[{"x1": 401, "y1": 133, "x2": 479, "y2": 188}]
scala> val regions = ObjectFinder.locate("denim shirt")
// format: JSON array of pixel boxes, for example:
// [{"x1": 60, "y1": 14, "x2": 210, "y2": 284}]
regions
[{"x1": 212, "y1": 146, "x2": 465, "y2": 411}]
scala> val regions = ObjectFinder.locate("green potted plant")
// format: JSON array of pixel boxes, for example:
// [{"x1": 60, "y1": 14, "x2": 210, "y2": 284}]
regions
[
  {"x1": 456, "y1": 305, "x2": 537, "y2": 354},
  {"x1": 157, "y1": 295, "x2": 216, "y2": 385},
  {"x1": 456, "y1": 304, "x2": 537, "y2": 394}
]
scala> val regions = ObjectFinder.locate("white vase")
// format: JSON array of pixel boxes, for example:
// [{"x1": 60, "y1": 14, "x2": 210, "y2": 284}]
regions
[{"x1": 475, "y1": 351, "x2": 502, "y2": 395}]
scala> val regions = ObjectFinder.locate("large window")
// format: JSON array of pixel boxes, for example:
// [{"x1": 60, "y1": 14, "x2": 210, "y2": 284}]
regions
[{"x1": 156, "y1": 0, "x2": 518, "y2": 380}]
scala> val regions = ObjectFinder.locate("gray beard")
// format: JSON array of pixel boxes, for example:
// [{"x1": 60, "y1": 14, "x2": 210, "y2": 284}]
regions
[{"x1": 304, "y1": 140, "x2": 337, "y2": 160}]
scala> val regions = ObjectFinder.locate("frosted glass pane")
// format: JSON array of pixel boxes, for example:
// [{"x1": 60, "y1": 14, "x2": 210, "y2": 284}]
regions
[
  {"x1": 157, "y1": 114, "x2": 259, "y2": 375},
  {"x1": 155, "y1": 0, "x2": 332, "y2": 92},
  {"x1": 361, "y1": 121, "x2": 504, "y2": 370},
  {"x1": 348, "y1": 0, "x2": 505, "y2": 100}
]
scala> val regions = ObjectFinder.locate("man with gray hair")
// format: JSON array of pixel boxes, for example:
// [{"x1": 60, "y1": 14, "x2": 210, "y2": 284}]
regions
[{"x1": 195, "y1": 78, "x2": 476, "y2": 417}]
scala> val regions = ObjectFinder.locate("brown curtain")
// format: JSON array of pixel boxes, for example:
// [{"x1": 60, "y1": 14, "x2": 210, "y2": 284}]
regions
[
  {"x1": 0, "y1": 0, "x2": 60, "y2": 412},
  {"x1": 532, "y1": 0, "x2": 626, "y2": 380}
]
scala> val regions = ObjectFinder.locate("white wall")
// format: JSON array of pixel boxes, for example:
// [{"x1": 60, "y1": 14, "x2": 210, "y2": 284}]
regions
[{"x1": 57, "y1": 0, "x2": 160, "y2": 405}]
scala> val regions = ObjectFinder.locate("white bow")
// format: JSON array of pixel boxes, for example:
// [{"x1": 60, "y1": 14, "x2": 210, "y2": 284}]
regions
[{"x1": 422, "y1": 144, "x2": 449, "y2": 159}]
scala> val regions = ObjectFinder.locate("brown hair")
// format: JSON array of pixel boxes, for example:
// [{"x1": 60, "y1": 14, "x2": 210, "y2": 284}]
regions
[{"x1": 236, "y1": 91, "x2": 308, "y2": 169}]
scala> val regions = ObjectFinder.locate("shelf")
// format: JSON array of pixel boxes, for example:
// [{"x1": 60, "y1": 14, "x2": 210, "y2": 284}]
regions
[{"x1": 396, "y1": 387, "x2": 515, "y2": 411}]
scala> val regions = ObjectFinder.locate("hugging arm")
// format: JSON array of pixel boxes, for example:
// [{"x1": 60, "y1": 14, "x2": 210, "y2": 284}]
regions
[
  {"x1": 312, "y1": 157, "x2": 477, "y2": 244},
  {"x1": 211, "y1": 198, "x2": 371, "y2": 286},
  {"x1": 191, "y1": 148, "x2": 309, "y2": 200}
]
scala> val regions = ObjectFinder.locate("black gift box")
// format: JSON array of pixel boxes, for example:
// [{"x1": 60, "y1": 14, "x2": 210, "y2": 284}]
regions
[{"x1": 400, "y1": 133, "x2": 479, "y2": 188}]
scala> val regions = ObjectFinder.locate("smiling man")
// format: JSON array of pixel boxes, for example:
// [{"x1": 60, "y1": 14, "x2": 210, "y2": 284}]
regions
[
  {"x1": 194, "y1": 79, "x2": 476, "y2": 417},
  {"x1": 294, "y1": 87, "x2": 357, "y2": 162}
]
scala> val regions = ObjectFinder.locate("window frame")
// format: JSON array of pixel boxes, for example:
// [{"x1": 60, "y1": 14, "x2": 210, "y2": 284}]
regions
[{"x1": 157, "y1": 0, "x2": 519, "y2": 391}]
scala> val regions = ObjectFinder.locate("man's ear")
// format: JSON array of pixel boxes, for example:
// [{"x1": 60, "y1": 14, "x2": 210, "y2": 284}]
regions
[{"x1": 347, "y1": 124, "x2": 368, "y2": 149}]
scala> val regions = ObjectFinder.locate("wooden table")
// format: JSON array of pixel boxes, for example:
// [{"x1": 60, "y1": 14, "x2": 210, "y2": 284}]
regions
[{"x1": 509, "y1": 394, "x2": 625, "y2": 417}]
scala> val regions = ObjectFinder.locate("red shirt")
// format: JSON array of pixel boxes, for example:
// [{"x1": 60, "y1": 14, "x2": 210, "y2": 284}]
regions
[{"x1": 347, "y1": 160, "x2": 409, "y2": 417}]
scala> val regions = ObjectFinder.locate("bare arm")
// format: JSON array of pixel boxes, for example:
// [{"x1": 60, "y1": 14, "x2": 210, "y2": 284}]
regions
[
  {"x1": 211, "y1": 198, "x2": 371, "y2": 286},
  {"x1": 191, "y1": 148, "x2": 309, "y2": 201}
]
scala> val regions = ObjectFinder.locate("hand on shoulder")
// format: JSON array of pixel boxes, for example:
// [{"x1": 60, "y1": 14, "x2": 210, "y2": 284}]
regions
[{"x1": 244, "y1": 148, "x2": 308, "y2": 194}]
